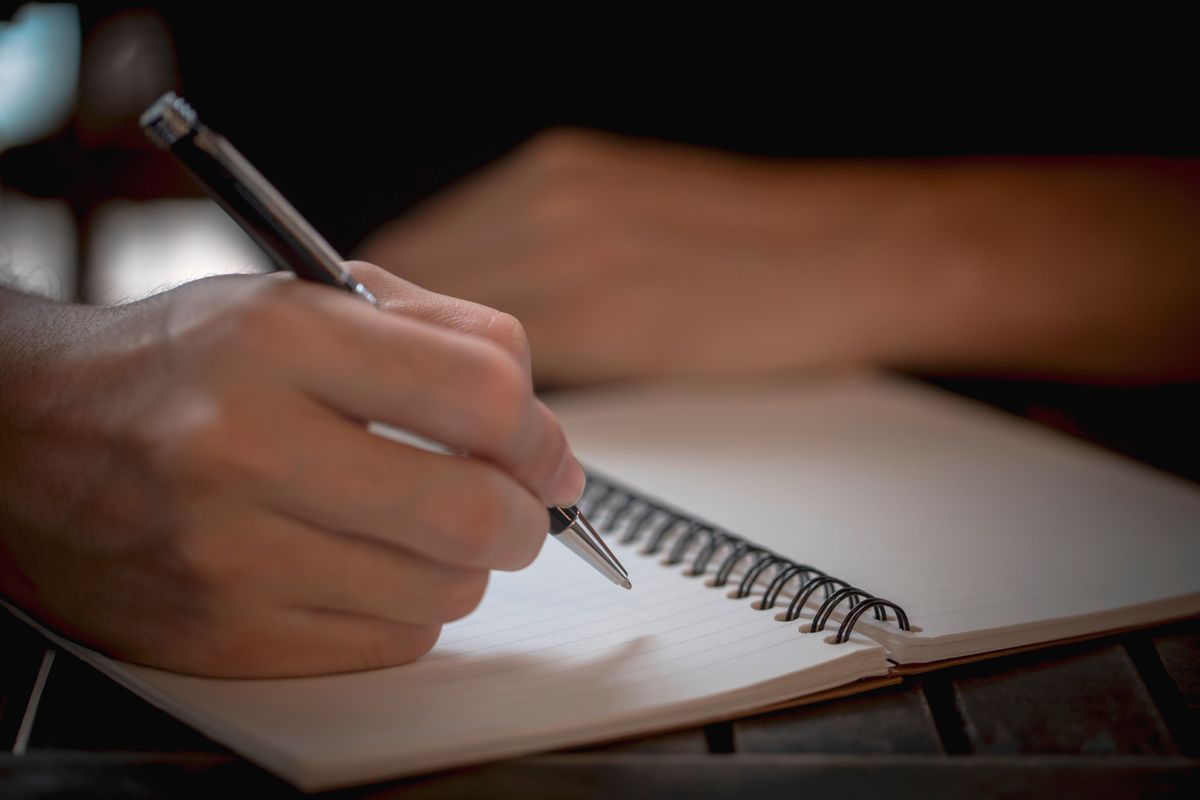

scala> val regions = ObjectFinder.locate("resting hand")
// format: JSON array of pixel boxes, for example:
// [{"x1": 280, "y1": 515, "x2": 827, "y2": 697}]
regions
[
  {"x1": 357, "y1": 130, "x2": 914, "y2": 385},
  {"x1": 359, "y1": 131, "x2": 1200, "y2": 385}
]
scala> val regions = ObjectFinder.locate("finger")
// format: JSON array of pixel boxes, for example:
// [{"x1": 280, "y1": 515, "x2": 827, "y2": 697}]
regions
[
  {"x1": 277, "y1": 282, "x2": 583, "y2": 506},
  {"x1": 346, "y1": 261, "x2": 532, "y2": 376},
  {"x1": 248, "y1": 395, "x2": 551, "y2": 571},
  {"x1": 242, "y1": 510, "x2": 494, "y2": 625},
  {"x1": 173, "y1": 604, "x2": 442, "y2": 678},
  {"x1": 274, "y1": 607, "x2": 442, "y2": 675}
]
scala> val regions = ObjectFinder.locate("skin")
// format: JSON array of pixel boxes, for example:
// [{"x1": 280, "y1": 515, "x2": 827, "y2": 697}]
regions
[
  {"x1": 358, "y1": 129, "x2": 1200, "y2": 387},
  {"x1": 0, "y1": 263, "x2": 584, "y2": 678}
]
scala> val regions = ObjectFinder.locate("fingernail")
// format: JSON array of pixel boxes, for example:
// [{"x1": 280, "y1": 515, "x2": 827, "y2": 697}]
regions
[{"x1": 549, "y1": 451, "x2": 586, "y2": 507}]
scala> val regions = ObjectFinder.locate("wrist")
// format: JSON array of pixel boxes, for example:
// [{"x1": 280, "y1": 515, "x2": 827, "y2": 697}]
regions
[
  {"x1": 0, "y1": 290, "x2": 116, "y2": 419},
  {"x1": 0, "y1": 293, "x2": 120, "y2": 582},
  {"x1": 745, "y1": 160, "x2": 947, "y2": 372},
  {"x1": 853, "y1": 159, "x2": 1200, "y2": 380}
]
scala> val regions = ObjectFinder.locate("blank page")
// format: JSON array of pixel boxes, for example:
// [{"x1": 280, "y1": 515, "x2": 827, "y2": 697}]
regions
[
  {"x1": 5, "y1": 527, "x2": 886, "y2": 791},
  {"x1": 548, "y1": 372, "x2": 1200, "y2": 663}
]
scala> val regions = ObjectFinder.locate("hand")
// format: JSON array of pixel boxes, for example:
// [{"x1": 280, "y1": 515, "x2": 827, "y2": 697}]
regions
[
  {"x1": 358, "y1": 131, "x2": 1200, "y2": 385},
  {"x1": 356, "y1": 129, "x2": 911, "y2": 385},
  {"x1": 0, "y1": 264, "x2": 584, "y2": 677}
]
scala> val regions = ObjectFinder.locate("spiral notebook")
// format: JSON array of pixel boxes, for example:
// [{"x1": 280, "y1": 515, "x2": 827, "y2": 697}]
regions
[{"x1": 8, "y1": 372, "x2": 1200, "y2": 791}]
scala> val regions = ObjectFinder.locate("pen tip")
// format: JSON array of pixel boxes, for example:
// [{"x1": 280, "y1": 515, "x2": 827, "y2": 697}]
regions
[{"x1": 620, "y1": 577, "x2": 633, "y2": 590}]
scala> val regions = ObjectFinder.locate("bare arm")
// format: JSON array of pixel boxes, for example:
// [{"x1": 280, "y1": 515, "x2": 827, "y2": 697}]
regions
[{"x1": 358, "y1": 130, "x2": 1200, "y2": 385}]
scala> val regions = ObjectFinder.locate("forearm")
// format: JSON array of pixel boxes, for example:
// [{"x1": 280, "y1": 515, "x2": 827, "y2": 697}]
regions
[
  {"x1": 0, "y1": 288, "x2": 114, "y2": 394},
  {"x1": 358, "y1": 131, "x2": 1200, "y2": 385},
  {"x1": 842, "y1": 158, "x2": 1200, "y2": 383},
  {"x1": 0, "y1": 290, "x2": 117, "y2": 609},
  {"x1": 0, "y1": 289, "x2": 119, "y2": 475}
]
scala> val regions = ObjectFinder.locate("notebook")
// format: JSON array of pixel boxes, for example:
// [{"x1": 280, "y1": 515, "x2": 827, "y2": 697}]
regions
[{"x1": 7, "y1": 372, "x2": 1200, "y2": 791}]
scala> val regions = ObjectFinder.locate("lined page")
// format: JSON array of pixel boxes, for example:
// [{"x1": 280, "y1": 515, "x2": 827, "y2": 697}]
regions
[
  {"x1": 548, "y1": 373, "x2": 1200, "y2": 663},
  {"x1": 7, "y1": 525, "x2": 886, "y2": 790}
]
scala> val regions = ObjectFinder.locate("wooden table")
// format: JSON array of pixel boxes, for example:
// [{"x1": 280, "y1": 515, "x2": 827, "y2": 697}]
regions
[
  {"x1": 2, "y1": 610, "x2": 1198, "y2": 798},
  {"x1": 2, "y1": 379, "x2": 1198, "y2": 798}
]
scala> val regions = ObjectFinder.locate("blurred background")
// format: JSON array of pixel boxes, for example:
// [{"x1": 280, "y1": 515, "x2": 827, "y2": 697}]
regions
[
  {"x1": 1, "y1": 2, "x2": 275, "y2": 304},
  {"x1": 1, "y1": 2, "x2": 1197, "y2": 477},
  {"x1": 5, "y1": 3, "x2": 1198, "y2": 302}
]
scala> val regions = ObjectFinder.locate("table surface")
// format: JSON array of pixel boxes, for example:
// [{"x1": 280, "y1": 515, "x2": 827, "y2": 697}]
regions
[
  {"x1": 2, "y1": 379, "x2": 1198, "y2": 798},
  {"x1": 3, "y1": 611, "x2": 1198, "y2": 798}
]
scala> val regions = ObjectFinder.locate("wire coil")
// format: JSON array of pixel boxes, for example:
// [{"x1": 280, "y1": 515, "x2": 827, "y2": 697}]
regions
[{"x1": 578, "y1": 470, "x2": 912, "y2": 643}]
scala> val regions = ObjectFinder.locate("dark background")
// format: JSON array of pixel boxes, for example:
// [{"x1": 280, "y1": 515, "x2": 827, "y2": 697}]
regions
[
  {"x1": 137, "y1": 8, "x2": 1200, "y2": 253},
  {"x1": 6, "y1": 4, "x2": 1199, "y2": 252}
]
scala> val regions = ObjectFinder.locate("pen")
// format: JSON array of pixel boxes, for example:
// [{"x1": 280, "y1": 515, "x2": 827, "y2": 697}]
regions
[{"x1": 140, "y1": 92, "x2": 630, "y2": 591}]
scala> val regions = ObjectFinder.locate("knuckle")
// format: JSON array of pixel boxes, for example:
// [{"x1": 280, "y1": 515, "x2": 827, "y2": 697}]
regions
[
  {"x1": 224, "y1": 282, "x2": 304, "y2": 346},
  {"x1": 438, "y1": 467, "x2": 539, "y2": 568},
  {"x1": 481, "y1": 310, "x2": 531, "y2": 365},
  {"x1": 167, "y1": 409, "x2": 234, "y2": 482},
  {"x1": 448, "y1": 485, "x2": 507, "y2": 564},
  {"x1": 507, "y1": 501, "x2": 549, "y2": 570},
  {"x1": 150, "y1": 398, "x2": 281, "y2": 492},
  {"x1": 468, "y1": 346, "x2": 530, "y2": 450},
  {"x1": 173, "y1": 530, "x2": 243, "y2": 588},
  {"x1": 359, "y1": 623, "x2": 441, "y2": 669},
  {"x1": 342, "y1": 261, "x2": 403, "y2": 307},
  {"x1": 521, "y1": 127, "x2": 603, "y2": 172},
  {"x1": 214, "y1": 280, "x2": 340, "y2": 364},
  {"x1": 526, "y1": 170, "x2": 598, "y2": 233},
  {"x1": 402, "y1": 624, "x2": 443, "y2": 661},
  {"x1": 188, "y1": 625, "x2": 260, "y2": 675},
  {"x1": 173, "y1": 530, "x2": 216, "y2": 580},
  {"x1": 469, "y1": 470, "x2": 548, "y2": 571},
  {"x1": 343, "y1": 260, "x2": 389, "y2": 286},
  {"x1": 355, "y1": 624, "x2": 393, "y2": 670},
  {"x1": 517, "y1": 130, "x2": 609, "y2": 231},
  {"x1": 435, "y1": 570, "x2": 490, "y2": 622},
  {"x1": 529, "y1": 404, "x2": 572, "y2": 487}
]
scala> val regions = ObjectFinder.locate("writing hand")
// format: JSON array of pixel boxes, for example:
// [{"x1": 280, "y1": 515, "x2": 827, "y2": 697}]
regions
[{"x1": 0, "y1": 264, "x2": 583, "y2": 677}]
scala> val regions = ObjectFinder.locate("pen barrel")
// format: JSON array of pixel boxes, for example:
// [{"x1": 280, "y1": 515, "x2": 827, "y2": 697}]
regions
[
  {"x1": 548, "y1": 506, "x2": 577, "y2": 535},
  {"x1": 166, "y1": 126, "x2": 352, "y2": 290},
  {"x1": 546, "y1": 505, "x2": 631, "y2": 588}
]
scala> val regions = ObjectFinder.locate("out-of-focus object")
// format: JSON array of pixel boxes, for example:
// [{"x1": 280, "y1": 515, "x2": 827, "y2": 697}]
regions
[
  {"x1": 0, "y1": 188, "x2": 74, "y2": 299},
  {"x1": 0, "y1": 3, "x2": 80, "y2": 152},
  {"x1": 86, "y1": 198, "x2": 271, "y2": 305},
  {"x1": 75, "y1": 8, "x2": 176, "y2": 149}
]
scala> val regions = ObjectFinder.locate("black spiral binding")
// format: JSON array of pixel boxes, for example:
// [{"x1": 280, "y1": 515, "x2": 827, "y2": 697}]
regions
[{"x1": 577, "y1": 470, "x2": 912, "y2": 644}]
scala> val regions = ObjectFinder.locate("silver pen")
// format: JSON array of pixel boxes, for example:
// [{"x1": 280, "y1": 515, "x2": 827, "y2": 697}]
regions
[{"x1": 140, "y1": 92, "x2": 631, "y2": 590}]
